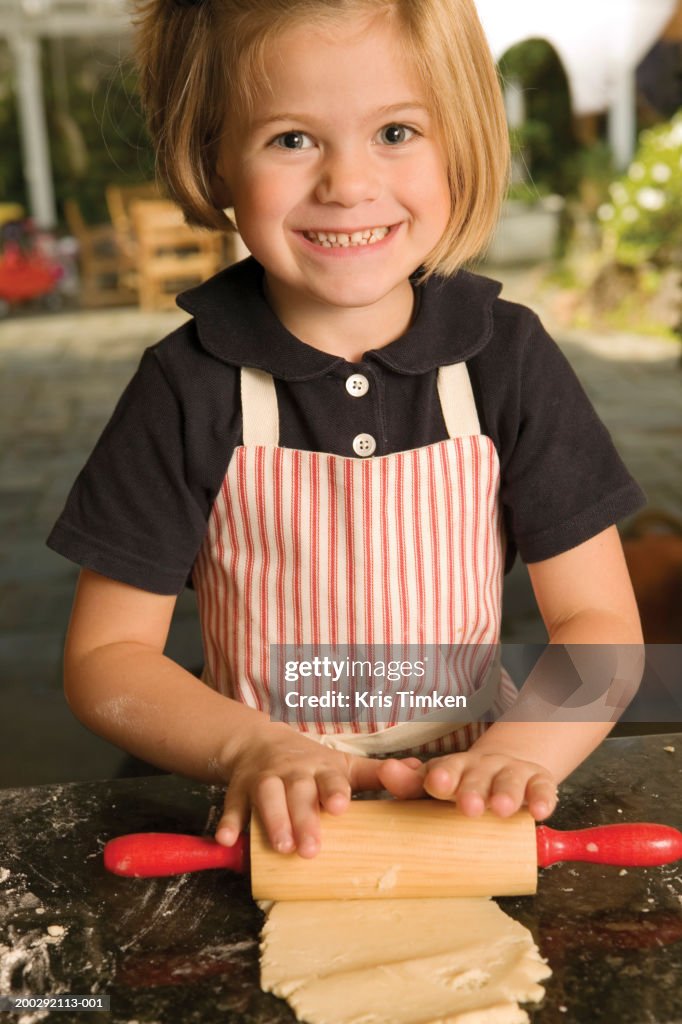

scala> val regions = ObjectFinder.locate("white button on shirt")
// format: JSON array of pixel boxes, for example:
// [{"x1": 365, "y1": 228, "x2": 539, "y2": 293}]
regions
[
  {"x1": 346, "y1": 374, "x2": 370, "y2": 398},
  {"x1": 352, "y1": 433, "x2": 376, "y2": 457}
]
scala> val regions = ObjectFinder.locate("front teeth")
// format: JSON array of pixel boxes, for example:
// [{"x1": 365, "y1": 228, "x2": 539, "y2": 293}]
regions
[{"x1": 303, "y1": 226, "x2": 391, "y2": 248}]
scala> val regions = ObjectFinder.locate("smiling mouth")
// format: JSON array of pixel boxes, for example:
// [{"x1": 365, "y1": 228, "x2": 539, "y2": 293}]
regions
[{"x1": 302, "y1": 226, "x2": 392, "y2": 248}]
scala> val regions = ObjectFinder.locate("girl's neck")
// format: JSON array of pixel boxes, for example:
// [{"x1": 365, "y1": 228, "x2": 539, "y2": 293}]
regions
[{"x1": 262, "y1": 274, "x2": 416, "y2": 364}]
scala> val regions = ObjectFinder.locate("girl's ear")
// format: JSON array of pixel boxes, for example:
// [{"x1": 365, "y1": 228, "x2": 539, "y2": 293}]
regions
[{"x1": 210, "y1": 170, "x2": 233, "y2": 210}]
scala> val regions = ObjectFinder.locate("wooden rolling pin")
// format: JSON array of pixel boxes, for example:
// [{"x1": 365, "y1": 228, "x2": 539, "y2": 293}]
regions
[{"x1": 103, "y1": 800, "x2": 682, "y2": 900}]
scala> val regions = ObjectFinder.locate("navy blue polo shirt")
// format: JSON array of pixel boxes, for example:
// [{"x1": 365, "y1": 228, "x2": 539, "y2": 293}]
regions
[{"x1": 47, "y1": 257, "x2": 645, "y2": 595}]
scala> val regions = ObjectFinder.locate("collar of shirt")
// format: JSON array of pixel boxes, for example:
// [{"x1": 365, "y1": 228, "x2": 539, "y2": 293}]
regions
[{"x1": 177, "y1": 256, "x2": 502, "y2": 382}]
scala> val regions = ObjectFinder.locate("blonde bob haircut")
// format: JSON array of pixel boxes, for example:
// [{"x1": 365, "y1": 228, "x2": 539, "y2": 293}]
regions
[{"x1": 133, "y1": 0, "x2": 510, "y2": 281}]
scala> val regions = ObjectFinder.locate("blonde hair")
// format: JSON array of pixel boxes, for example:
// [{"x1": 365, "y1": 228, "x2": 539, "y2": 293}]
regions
[{"x1": 133, "y1": 0, "x2": 510, "y2": 280}]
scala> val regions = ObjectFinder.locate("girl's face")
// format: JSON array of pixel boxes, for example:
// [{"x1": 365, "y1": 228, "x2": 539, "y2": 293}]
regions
[{"x1": 216, "y1": 13, "x2": 451, "y2": 334}]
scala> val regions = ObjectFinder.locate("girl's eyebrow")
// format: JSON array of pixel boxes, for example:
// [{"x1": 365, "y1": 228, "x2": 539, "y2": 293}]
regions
[{"x1": 250, "y1": 101, "x2": 429, "y2": 131}]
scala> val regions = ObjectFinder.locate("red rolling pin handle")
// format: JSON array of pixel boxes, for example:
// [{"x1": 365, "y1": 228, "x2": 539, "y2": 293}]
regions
[
  {"x1": 103, "y1": 832, "x2": 248, "y2": 877},
  {"x1": 535, "y1": 823, "x2": 682, "y2": 868},
  {"x1": 103, "y1": 823, "x2": 682, "y2": 878}
]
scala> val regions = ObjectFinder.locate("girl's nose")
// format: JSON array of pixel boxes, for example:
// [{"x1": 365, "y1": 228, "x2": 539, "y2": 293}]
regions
[{"x1": 314, "y1": 146, "x2": 381, "y2": 207}]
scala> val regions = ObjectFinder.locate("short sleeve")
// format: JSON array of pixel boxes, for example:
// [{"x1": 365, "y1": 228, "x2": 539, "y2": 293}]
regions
[
  {"x1": 47, "y1": 347, "x2": 214, "y2": 594},
  {"x1": 498, "y1": 313, "x2": 646, "y2": 564}
]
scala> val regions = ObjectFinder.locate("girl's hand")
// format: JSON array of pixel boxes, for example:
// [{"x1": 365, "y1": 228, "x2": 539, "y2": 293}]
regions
[
  {"x1": 377, "y1": 751, "x2": 558, "y2": 821},
  {"x1": 215, "y1": 723, "x2": 420, "y2": 857}
]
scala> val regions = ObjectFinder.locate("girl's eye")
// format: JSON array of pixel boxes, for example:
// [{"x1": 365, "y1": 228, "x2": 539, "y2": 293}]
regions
[
  {"x1": 379, "y1": 123, "x2": 417, "y2": 145},
  {"x1": 271, "y1": 131, "x2": 313, "y2": 150}
]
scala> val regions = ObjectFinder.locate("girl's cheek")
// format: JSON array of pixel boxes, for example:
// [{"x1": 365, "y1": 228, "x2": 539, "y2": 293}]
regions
[{"x1": 249, "y1": 174, "x2": 309, "y2": 217}]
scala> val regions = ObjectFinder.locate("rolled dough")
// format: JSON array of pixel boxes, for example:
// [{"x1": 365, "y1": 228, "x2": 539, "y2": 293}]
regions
[{"x1": 260, "y1": 897, "x2": 551, "y2": 1024}]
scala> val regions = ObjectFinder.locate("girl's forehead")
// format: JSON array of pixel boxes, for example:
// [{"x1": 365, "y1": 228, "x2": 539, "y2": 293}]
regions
[{"x1": 246, "y1": 14, "x2": 428, "y2": 113}]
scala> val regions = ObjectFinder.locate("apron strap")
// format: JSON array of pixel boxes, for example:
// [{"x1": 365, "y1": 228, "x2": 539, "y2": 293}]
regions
[
  {"x1": 241, "y1": 367, "x2": 279, "y2": 445},
  {"x1": 437, "y1": 362, "x2": 481, "y2": 437},
  {"x1": 241, "y1": 361, "x2": 480, "y2": 446}
]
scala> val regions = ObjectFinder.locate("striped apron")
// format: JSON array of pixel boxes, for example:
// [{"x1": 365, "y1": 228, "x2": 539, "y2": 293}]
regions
[{"x1": 193, "y1": 362, "x2": 518, "y2": 756}]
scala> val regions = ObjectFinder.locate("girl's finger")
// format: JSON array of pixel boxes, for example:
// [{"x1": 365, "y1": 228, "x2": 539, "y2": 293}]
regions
[
  {"x1": 422, "y1": 758, "x2": 465, "y2": 801},
  {"x1": 215, "y1": 781, "x2": 250, "y2": 846},
  {"x1": 285, "y1": 773, "x2": 323, "y2": 858},
  {"x1": 254, "y1": 773, "x2": 295, "y2": 853},
  {"x1": 316, "y1": 770, "x2": 352, "y2": 814},
  {"x1": 525, "y1": 774, "x2": 558, "y2": 820},
  {"x1": 347, "y1": 755, "x2": 386, "y2": 793},
  {"x1": 446, "y1": 766, "x2": 489, "y2": 815},
  {"x1": 488, "y1": 767, "x2": 527, "y2": 817},
  {"x1": 376, "y1": 758, "x2": 426, "y2": 799}
]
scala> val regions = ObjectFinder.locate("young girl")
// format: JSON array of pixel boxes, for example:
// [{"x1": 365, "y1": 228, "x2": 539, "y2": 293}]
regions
[{"x1": 48, "y1": 0, "x2": 645, "y2": 860}]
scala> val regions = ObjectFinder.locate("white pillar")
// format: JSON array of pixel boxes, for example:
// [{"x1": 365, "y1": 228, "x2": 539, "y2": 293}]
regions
[
  {"x1": 9, "y1": 32, "x2": 57, "y2": 228},
  {"x1": 608, "y1": 68, "x2": 638, "y2": 171},
  {"x1": 504, "y1": 77, "x2": 526, "y2": 131},
  {"x1": 504, "y1": 77, "x2": 527, "y2": 186}
]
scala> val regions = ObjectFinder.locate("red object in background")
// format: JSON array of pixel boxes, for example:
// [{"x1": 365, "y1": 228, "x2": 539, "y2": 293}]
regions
[{"x1": 0, "y1": 240, "x2": 62, "y2": 304}]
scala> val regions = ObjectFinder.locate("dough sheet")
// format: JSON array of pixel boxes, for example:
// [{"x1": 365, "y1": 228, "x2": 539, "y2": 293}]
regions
[{"x1": 260, "y1": 897, "x2": 551, "y2": 1024}]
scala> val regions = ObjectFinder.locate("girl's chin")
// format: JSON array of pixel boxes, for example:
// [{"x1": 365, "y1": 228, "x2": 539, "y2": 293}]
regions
[{"x1": 266, "y1": 275, "x2": 415, "y2": 317}]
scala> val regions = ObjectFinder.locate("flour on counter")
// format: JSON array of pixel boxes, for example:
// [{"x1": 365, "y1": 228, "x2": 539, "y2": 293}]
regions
[{"x1": 0, "y1": 924, "x2": 68, "y2": 1024}]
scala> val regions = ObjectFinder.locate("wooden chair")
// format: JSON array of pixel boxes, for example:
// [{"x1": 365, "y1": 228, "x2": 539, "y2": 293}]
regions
[
  {"x1": 129, "y1": 199, "x2": 224, "y2": 310},
  {"x1": 106, "y1": 182, "x2": 162, "y2": 232},
  {"x1": 105, "y1": 182, "x2": 163, "y2": 288},
  {"x1": 63, "y1": 199, "x2": 135, "y2": 307}
]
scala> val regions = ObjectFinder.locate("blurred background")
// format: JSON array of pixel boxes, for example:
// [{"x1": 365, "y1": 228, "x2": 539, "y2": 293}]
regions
[{"x1": 0, "y1": 0, "x2": 680, "y2": 788}]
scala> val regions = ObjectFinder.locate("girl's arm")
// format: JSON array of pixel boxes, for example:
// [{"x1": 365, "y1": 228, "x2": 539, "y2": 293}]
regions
[
  {"x1": 379, "y1": 525, "x2": 645, "y2": 817},
  {"x1": 64, "y1": 569, "x2": 387, "y2": 856}
]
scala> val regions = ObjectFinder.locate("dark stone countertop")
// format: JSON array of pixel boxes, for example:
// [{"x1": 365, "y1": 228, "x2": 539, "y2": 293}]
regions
[{"x1": 1, "y1": 733, "x2": 681, "y2": 1024}]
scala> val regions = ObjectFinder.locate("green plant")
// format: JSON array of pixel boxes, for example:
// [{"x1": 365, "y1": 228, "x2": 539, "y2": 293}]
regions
[
  {"x1": 498, "y1": 39, "x2": 581, "y2": 197},
  {"x1": 0, "y1": 38, "x2": 155, "y2": 227},
  {"x1": 43, "y1": 39, "x2": 155, "y2": 225},
  {"x1": 597, "y1": 111, "x2": 682, "y2": 267},
  {"x1": 505, "y1": 180, "x2": 551, "y2": 204},
  {"x1": 565, "y1": 141, "x2": 615, "y2": 215},
  {"x1": 0, "y1": 44, "x2": 27, "y2": 208}
]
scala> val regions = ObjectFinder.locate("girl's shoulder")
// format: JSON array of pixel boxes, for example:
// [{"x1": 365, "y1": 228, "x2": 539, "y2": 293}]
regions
[{"x1": 420, "y1": 267, "x2": 559, "y2": 377}]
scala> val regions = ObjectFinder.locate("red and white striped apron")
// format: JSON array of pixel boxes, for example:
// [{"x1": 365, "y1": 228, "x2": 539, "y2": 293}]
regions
[{"x1": 193, "y1": 362, "x2": 518, "y2": 756}]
